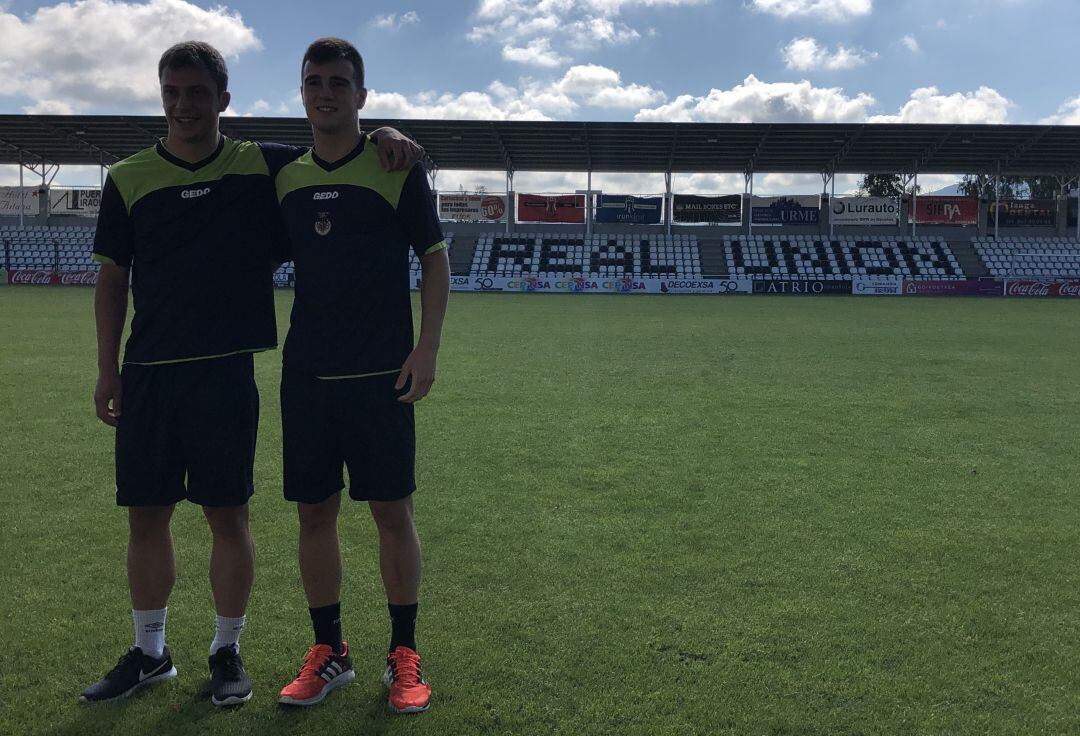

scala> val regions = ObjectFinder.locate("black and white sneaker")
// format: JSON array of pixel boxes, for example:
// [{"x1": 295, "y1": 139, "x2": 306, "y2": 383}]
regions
[
  {"x1": 209, "y1": 646, "x2": 252, "y2": 706},
  {"x1": 79, "y1": 646, "x2": 177, "y2": 703}
]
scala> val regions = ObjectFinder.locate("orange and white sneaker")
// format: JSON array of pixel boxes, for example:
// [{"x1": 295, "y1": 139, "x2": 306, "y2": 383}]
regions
[
  {"x1": 383, "y1": 646, "x2": 431, "y2": 714},
  {"x1": 278, "y1": 643, "x2": 355, "y2": 706}
]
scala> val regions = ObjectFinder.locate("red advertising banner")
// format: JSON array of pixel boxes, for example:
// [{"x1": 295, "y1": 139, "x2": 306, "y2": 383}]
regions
[
  {"x1": 902, "y1": 279, "x2": 1003, "y2": 296},
  {"x1": 8, "y1": 269, "x2": 57, "y2": 285},
  {"x1": 516, "y1": 193, "x2": 586, "y2": 223},
  {"x1": 1005, "y1": 280, "x2": 1080, "y2": 298},
  {"x1": 7, "y1": 269, "x2": 98, "y2": 286},
  {"x1": 909, "y1": 196, "x2": 978, "y2": 225}
]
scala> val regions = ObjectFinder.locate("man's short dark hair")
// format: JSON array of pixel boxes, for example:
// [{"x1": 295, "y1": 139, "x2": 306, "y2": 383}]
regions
[
  {"x1": 158, "y1": 41, "x2": 229, "y2": 94},
  {"x1": 302, "y1": 37, "x2": 365, "y2": 89}
]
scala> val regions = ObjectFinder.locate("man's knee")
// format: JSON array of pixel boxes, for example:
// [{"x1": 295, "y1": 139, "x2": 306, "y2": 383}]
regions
[
  {"x1": 203, "y1": 504, "x2": 251, "y2": 540},
  {"x1": 128, "y1": 505, "x2": 174, "y2": 541},
  {"x1": 369, "y1": 497, "x2": 414, "y2": 535},
  {"x1": 298, "y1": 494, "x2": 341, "y2": 532}
]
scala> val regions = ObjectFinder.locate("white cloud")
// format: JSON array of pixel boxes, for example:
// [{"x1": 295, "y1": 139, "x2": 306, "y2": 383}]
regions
[
  {"x1": 868, "y1": 86, "x2": 1012, "y2": 123},
  {"x1": 364, "y1": 85, "x2": 567, "y2": 121},
  {"x1": 1040, "y1": 96, "x2": 1080, "y2": 125},
  {"x1": 782, "y1": 37, "x2": 876, "y2": 71},
  {"x1": 750, "y1": 0, "x2": 872, "y2": 23},
  {"x1": 22, "y1": 99, "x2": 75, "y2": 115},
  {"x1": 371, "y1": 10, "x2": 420, "y2": 29},
  {"x1": 635, "y1": 74, "x2": 876, "y2": 123},
  {"x1": 556, "y1": 64, "x2": 665, "y2": 108},
  {"x1": 0, "y1": 0, "x2": 261, "y2": 113},
  {"x1": 901, "y1": 34, "x2": 920, "y2": 53},
  {"x1": 502, "y1": 38, "x2": 571, "y2": 67},
  {"x1": 468, "y1": 0, "x2": 707, "y2": 65},
  {"x1": 363, "y1": 64, "x2": 662, "y2": 119}
]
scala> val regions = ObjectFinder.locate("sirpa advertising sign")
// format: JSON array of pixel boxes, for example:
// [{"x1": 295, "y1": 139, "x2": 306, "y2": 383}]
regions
[
  {"x1": 830, "y1": 197, "x2": 899, "y2": 226},
  {"x1": 437, "y1": 194, "x2": 507, "y2": 222}
]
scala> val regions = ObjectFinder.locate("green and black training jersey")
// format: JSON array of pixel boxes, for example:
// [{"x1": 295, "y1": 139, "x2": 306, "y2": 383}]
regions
[
  {"x1": 276, "y1": 137, "x2": 445, "y2": 379},
  {"x1": 93, "y1": 137, "x2": 301, "y2": 365}
]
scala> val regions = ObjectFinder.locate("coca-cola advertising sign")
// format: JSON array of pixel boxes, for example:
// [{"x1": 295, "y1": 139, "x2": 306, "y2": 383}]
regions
[
  {"x1": 1005, "y1": 280, "x2": 1080, "y2": 298},
  {"x1": 8, "y1": 269, "x2": 58, "y2": 285},
  {"x1": 909, "y1": 196, "x2": 978, "y2": 225},
  {"x1": 7, "y1": 269, "x2": 99, "y2": 286},
  {"x1": 57, "y1": 270, "x2": 99, "y2": 285}
]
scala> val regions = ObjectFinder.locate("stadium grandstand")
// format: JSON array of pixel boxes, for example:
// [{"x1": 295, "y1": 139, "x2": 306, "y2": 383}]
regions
[{"x1": 3, "y1": 115, "x2": 1080, "y2": 295}]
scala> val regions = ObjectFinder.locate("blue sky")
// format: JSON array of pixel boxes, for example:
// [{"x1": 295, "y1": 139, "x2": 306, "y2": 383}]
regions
[{"x1": 2, "y1": 0, "x2": 1078, "y2": 192}]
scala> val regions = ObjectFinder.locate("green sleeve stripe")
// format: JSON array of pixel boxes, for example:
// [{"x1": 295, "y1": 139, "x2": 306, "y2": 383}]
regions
[
  {"x1": 111, "y1": 139, "x2": 270, "y2": 213},
  {"x1": 275, "y1": 147, "x2": 409, "y2": 208},
  {"x1": 123, "y1": 346, "x2": 275, "y2": 366},
  {"x1": 316, "y1": 368, "x2": 400, "y2": 381},
  {"x1": 423, "y1": 241, "x2": 447, "y2": 256},
  {"x1": 91, "y1": 253, "x2": 117, "y2": 265}
]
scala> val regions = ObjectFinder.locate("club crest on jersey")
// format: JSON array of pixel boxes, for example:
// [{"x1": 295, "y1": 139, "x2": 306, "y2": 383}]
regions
[{"x1": 315, "y1": 212, "x2": 332, "y2": 236}]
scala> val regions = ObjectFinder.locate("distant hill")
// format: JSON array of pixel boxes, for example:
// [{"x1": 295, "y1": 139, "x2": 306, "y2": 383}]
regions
[{"x1": 925, "y1": 182, "x2": 962, "y2": 196}]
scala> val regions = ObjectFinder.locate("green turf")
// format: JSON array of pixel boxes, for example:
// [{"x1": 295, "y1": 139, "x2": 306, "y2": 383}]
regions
[{"x1": 1, "y1": 287, "x2": 1079, "y2": 736}]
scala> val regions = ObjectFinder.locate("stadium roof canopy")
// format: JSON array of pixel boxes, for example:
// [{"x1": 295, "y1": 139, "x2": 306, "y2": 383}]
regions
[{"x1": 2, "y1": 115, "x2": 1080, "y2": 178}]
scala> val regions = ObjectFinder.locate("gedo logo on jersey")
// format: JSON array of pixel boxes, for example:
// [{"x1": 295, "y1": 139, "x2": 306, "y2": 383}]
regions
[
  {"x1": 181, "y1": 187, "x2": 210, "y2": 199},
  {"x1": 313, "y1": 191, "x2": 339, "y2": 200}
]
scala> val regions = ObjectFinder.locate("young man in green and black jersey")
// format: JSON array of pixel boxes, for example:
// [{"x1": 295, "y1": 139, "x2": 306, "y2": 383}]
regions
[{"x1": 273, "y1": 38, "x2": 449, "y2": 714}]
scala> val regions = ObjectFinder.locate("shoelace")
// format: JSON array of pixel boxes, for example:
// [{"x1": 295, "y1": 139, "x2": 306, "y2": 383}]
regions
[
  {"x1": 297, "y1": 646, "x2": 333, "y2": 681},
  {"x1": 389, "y1": 649, "x2": 422, "y2": 686},
  {"x1": 107, "y1": 648, "x2": 143, "y2": 680},
  {"x1": 213, "y1": 650, "x2": 243, "y2": 679}
]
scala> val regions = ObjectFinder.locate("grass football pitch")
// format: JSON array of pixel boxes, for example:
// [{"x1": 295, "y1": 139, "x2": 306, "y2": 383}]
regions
[{"x1": 1, "y1": 287, "x2": 1079, "y2": 736}]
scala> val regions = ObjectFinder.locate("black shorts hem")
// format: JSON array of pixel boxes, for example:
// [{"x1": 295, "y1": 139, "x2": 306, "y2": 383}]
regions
[
  {"x1": 348, "y1": 483, "x2": 417, "y2": 503},
  {"x1": 285, "y1": 484, "x2": 345, "y2": 505}
]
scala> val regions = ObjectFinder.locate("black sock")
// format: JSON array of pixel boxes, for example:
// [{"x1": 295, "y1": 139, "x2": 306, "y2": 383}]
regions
[
  {"x1": 388, "y1": 602, "x2": 418, "y2": 652},
  {"x1": 309, "y1": 602, "x2": 343, "y2": 654}
]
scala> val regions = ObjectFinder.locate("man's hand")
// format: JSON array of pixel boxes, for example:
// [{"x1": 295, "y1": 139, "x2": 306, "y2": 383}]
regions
[
  {"x1": 94, "y1": 370, "x2": 123, "y2": 427},
  {"x1": 371, "y1": 127, "x2": 424, "y2": 172},
  {"x1": 395, "y1": 343, "x2": 438, "y2": 403}
]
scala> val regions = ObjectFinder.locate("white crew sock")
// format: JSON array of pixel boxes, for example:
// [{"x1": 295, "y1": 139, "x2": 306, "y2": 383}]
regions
[
  {"x1": 210, "y1": 614, "x2": 246, "y2": 655},
  {"x1": 133, "y1": 608, "x2": 167, "y2": 659}
]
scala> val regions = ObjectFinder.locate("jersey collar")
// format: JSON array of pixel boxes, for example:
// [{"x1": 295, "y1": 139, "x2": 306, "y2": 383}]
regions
[
  {"x1": 156, "y1": 135, "x2": 227, "y2": 172},
  {"x1": 311, "y1": 135, "x2": 367, "y2": 172}
]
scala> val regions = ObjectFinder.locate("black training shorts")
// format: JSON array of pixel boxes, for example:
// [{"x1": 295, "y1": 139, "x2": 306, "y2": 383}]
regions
[
  {"x1": 281, "y1": 367, "x2": 416, "y2": 504},
  {"x1": 114, "y1": 352, "x2": 259, "y2": 507}
]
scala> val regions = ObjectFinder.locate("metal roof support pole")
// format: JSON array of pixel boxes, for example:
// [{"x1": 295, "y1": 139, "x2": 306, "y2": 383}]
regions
[
  {"x1": 994, "y1": 166, "x2": 1001, "y2": 240},
  {"x1": 746, "y1": 171, "x2": 754, "y2": 237},
  {"x1": 505, "y1": 168, "x2": 513, "y2": 235},
  {"x1": 586, "y1": 169, "x2": 592, "y2": 237},
  {"x1": 830, "y1": 173, "x2": 836, "y2": 239},
  {"x1": 100, "y1": 153, "x2": 105, "y2": 187},
  {"x1": 665, "y1": 171, "x2": 672, "y2": 236},
  {"x1": 1076, "y1": 178, "x2": 1079, "y2": 239},
  {"x1": 18, "y1": 150, "x2": 24, "y2": 228},
  {"x1": 912, "y1": 171, "x2": 918, "y2": 237}
]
